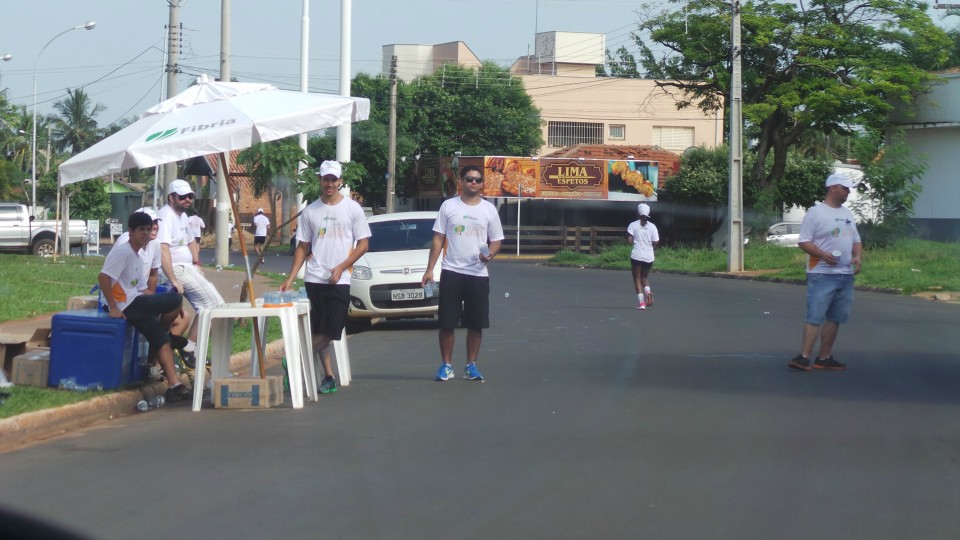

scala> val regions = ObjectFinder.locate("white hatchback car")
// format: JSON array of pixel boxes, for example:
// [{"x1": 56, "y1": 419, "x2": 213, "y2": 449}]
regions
[
  {"x1": 347, "y1": 211, "x2": 441, "y2": 323},
  {"x1": 766, "y1": 221, "x2": 802, "y2": 247}
]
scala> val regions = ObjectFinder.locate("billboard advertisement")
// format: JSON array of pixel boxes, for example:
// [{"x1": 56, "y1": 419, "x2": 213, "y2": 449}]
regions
[{"x1": 415, "y1": 156, "x2": 658, "y2": 201}]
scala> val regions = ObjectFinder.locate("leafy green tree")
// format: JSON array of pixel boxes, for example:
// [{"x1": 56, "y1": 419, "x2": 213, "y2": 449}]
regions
[
  {"x1": 601, "y1": 46, "x2": 643, "y2": 78},
  {"x1": 51, "y1": 88, "x2": 105, "y2": 154},
  {"x1": 236, "y1": 138, "x2": 313, "y2": 244},
  {"x1": 850, "y1": 129, "x2": 926, "y2": 246},
  {"x1": 309, "y1": 64, "x2": 542, "y2": 207},
  {"x1": 631, "y1": 0, "x2": 950, "y2": 191},
  {"x1": 66, "y1": 178, "x2": 112, "y2": 222}
]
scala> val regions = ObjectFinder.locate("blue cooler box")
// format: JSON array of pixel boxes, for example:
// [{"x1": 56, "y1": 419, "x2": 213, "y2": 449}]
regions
[{"x1": 49, "y1": 310, "x2": 147, "y2": 389}]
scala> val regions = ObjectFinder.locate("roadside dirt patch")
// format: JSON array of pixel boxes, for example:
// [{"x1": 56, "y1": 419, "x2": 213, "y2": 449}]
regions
[{"x1": 912, "y1": 291, "x2": 959, "y2": 304}]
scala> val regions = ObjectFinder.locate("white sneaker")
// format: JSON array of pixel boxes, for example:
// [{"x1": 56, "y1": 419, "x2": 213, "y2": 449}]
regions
[{"x1": 637, "y1": 302, "x2": 646, "y2": 311}]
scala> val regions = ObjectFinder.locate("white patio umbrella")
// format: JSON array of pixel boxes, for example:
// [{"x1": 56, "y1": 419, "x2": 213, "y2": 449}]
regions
[
  {"x1": 57, "y1": 75, "x2": 370, "y2": 376},
  {"x1": 59, "y1": 74, "x2": 370, "y2": 184}
]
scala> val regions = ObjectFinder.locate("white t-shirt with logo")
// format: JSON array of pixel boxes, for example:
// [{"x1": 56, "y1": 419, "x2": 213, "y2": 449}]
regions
[
  {"x1": 157, "y1": 205, "x2": 194, "y2": 265},
  {"x1": 115, "y1": 232, "x2": 161, "y2": 286},
  {"x1": 295, "y1": 198, "x2": 371, "y2": 285},
  {"x1": 433, "y1": 197, "x2": 505, "y2": 278},
  {"x1": 798, "y1": 202, "x2": 862, "y2": 274},
  {"x1": 253, "y1": 214, "x2": 270, "y2": 236},
  {"x1": 100, "y1": 243, "x2": 144, "y2": 311},
  {"x1": 627, "y1": 219, "x2": 659, "y2": 263}
]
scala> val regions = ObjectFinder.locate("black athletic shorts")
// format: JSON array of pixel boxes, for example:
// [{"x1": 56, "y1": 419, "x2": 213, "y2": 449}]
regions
[
  {"x1": 122, "y1": 292, "x2": 183, "y2": 349},
  {"x1": 254, "y1": 235, "x2": 266, "y2": 245},
  {"x1": 305, "y1": 282, "x2": 350, "y2": 340},
  {"x1": 437, "y1": 269, "x2": 490, "y2": 330}
]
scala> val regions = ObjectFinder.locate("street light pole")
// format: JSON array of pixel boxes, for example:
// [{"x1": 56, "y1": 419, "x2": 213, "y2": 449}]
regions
[{"x1": 31, "y1": 21, "x2": 96, "y2": 218}]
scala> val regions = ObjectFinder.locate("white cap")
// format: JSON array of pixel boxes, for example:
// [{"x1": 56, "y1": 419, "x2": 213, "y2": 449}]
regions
[
  {"x1": 637, "y1": 203, "x2": 650, "y2": 217},
  {"x1": 825, "y1": 172, "x2": 857, "y2": 189},
  {"x1": 257, "y1": 208, "x2": 264, "y2": 213},
  {"x1": 167, "y1": 179, "x2": 194, "y2": 196},
  {"x1": 318, "y1": 160, "x2": 342, "y2": 178},
  {"x1": 135, "y1": 207, "x2": 160, "y2": 221}
]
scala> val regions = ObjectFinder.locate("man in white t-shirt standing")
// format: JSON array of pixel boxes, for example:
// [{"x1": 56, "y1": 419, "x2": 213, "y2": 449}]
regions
[
  {"x1": 158, "y1": 179, "x2": 225, "y2": 358},
  {"x1": 252, "y1": 208, "x2": 270, "y2": 260},
  {"x1": 626, "y1": 203, "x2": 659, "y2": 310},
  {"x1": 422, "y1": 164, "x2": 504, "y2": 382},
  {"x1": 788, "y1": 172, "x2": 863, "y2": 372},
  {"x1": 188, "y1": 211, "x2": 205, "y2": 245},
  {"x1": 281, "y1": 161, "x2": 370, "y2": 394}
]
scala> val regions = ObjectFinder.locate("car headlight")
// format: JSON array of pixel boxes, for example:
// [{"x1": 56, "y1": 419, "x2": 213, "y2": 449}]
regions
[{"x1": 351, "y1": 265, "x2": 372, "y2": 280}]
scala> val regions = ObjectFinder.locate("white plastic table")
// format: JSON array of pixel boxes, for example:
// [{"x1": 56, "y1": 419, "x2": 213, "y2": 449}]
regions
[
  {"x1": 251, "y1": 299, "x2": 351, "y2": 387},
  {"x1": 191, "y1": 302, "x2": 317, "y2": 411}
]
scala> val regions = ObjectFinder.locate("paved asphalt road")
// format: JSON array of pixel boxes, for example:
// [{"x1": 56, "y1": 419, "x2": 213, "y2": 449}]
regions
[{"x1": 0, "y1": 261, "x2": 958, "y2": 540}]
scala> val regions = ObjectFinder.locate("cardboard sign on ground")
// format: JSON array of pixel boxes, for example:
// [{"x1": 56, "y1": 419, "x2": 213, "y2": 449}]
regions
[{"x1": 213, "y1": 376, "x2": 284, "y2": 409}]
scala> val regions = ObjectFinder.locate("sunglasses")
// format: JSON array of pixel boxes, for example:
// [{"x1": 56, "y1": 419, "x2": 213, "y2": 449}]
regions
[
  {"x1": 462, "y1": 176, "x2": 483, "y2": 183},
  {"x1": 177, "y1": 193, "x2": 195, "y2": 201}
]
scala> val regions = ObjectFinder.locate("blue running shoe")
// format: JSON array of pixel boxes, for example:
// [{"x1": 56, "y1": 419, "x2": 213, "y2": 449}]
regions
[
  {"x1": 463, "y1": 362, "x2": 484, "y2": 381},
  {"x1": 435, "y1": 363, "x2": 454, "y2": 381}
]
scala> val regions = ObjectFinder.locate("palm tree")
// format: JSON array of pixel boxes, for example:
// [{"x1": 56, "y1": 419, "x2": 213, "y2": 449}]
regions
[
  {"x1": 1, "y1": 104, "x2": 33, "y2": 173},
  {"x1": 51, "y1": 88, "x2": 105, "y2": 154}
]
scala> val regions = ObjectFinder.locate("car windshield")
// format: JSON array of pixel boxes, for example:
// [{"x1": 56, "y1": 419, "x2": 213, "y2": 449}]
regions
[{"x1": 367, "y1": 219, "x2": 435, "y2": 252}]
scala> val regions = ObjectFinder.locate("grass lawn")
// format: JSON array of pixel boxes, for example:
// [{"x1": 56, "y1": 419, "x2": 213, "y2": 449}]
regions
[{"x1": 549, "y1": 239, "x2": 960, "y2": 295}]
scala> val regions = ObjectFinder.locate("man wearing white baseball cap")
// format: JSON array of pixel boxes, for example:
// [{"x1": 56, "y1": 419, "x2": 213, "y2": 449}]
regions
[
  {"x1": 281, "y1": 160, "x2": 370, "y2": 394},
  {"x1": 788, "y1": 172, "x2": 862, "y2": 372},
  {"x1": 626, "y1": 202, "x2": 659, "y2": 310},
  {"x1": 158, "y1": 179, "x2": 225, "y2": 360}
]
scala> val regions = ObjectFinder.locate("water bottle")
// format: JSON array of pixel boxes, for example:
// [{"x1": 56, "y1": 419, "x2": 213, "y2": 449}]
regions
[
  {"x1": 152, "y1": 395, "x2": 166, "y2": 408},
  {"x1": 136, "y1": 400, "x2": 150, "y2": 412},
  {"x1": 479, "y1": 245, "x2": 491, "y2": 259},
  {"x1": 424, "y1": 280, "x2": 436, "y2": 298}
]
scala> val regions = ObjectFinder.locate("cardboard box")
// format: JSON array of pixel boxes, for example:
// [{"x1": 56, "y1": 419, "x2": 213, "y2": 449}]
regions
[
  {"x1": 11, "y1": 349, "x2": 50, "y2": 387},
  {"x1": 213, "y1": 376, "x2": 284, "y2": 409},
  {"x1": 27, "y1": 328, "x2": 51, "y2": 349},
  {"x1": 0, "y1": 334, "x2": 28, "y2": 379},
  {"x1": 67, "y1": 295, "x2": 100, "y2": 311}
]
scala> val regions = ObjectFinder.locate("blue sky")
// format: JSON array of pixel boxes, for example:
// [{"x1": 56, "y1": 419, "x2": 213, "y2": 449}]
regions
[{"x1": 1, "y1": 0, "x2": 643, "y2": 126}]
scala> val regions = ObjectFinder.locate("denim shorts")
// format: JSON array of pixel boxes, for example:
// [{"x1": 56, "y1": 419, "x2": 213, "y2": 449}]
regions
[{"x1": 805, "y1": 273, "x2": 854, "y2": 325}]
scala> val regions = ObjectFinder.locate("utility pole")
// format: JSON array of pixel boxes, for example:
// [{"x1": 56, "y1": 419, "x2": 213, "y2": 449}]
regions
[
  {"x1": 163, "y1": 1, "x2": 182, "y2": 196},
  {"x1": 727, "y1": 0, "x2": 744, "y2": 272},
  {"x1": 215, "y1": 0, "x2": 232, "y2": 266},
  {"x1": 336, "y1": 0, "x2": 352, "y2": 165},
  {"x1": 386, "y1": 55, "x2": 398, "y2": 213}
]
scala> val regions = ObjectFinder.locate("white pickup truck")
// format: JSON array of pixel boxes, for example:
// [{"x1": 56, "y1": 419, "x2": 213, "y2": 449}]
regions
[{"x1": 0, "y1": 203, "x2": 88, "y2": 256}]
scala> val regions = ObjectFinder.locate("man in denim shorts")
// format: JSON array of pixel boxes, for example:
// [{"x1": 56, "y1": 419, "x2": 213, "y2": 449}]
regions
[{"x1": 788, "y1": 172, "x2": 863, "y2": 371}]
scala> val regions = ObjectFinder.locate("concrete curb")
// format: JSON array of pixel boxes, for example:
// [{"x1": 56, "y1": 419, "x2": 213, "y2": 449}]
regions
[{"x1": 0, "y1": 339, "x2": 288, "y2": 454}]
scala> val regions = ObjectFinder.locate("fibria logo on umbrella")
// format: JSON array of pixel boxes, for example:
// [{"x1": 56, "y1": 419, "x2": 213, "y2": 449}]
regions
[{"x1": 145, "y1": 118, "x2": 238, "y2": 142}]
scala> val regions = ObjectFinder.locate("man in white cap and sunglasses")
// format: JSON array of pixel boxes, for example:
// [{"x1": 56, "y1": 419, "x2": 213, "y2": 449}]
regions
[
  {"x1": 158, "y1": 179, "x2": 225, "y2": 361},
  {"x1": 281, "y1": 161, "x2": 370, "y2": 395}
]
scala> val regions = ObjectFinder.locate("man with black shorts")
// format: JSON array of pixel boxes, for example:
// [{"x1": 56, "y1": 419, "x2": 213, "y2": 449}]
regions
[
  {"x1": 422, "y1": 164, "x2": 504, "y2": 382},
  {"x1": 281, "y1": 160, "x2": 370, "y2": 394},
  {"x1": 99, "y1": 211, "x2": 191, "y2": 402},
  {"x1": 626, "y1": 203, "x2": 659, "y2": 310},
  {"x1": 252, "y1": 208, "x2": 270, "y2": 260}
]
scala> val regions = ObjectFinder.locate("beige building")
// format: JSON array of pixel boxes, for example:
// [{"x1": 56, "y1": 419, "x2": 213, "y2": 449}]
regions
[{"x1": 382, "y1": 31, "x2": 723, "y2": 156}]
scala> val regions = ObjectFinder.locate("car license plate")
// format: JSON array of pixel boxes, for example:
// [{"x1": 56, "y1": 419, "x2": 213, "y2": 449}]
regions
[{"x1": 391, "y1": 288, "x2": 425, "y2": 301}]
